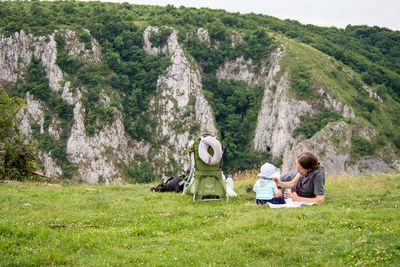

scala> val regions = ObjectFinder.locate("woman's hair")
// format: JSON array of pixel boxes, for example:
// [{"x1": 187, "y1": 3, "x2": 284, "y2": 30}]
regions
[{"x1": 297, "y1": 152, "x2": 320, "y2": 171}]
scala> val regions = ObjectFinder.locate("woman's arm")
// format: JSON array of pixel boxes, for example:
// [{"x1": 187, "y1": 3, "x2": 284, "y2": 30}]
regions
[
  {"x1": 274, "y1": 172, "x2": 302, "y2": 189},
  {"x1": 285, "y1": 192, "x2": 325, "y2": 203}
]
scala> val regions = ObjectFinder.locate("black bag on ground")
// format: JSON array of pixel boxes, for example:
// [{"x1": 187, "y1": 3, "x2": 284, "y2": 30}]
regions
[{"x1": 151, "y1": 174, "x2": 185, "y2": 193}]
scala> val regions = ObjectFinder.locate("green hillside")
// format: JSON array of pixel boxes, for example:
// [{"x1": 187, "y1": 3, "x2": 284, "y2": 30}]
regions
[
  {"x1": 1, "y1": 1, "x2": 400, "y2": 178},
  {"x1": 277, "y1": 35, "x2": 400, "y2": 160},
  {"x1": 0, "y1": 173, "x2": 399, "y2": 265},
  {"x1": 1, "y1": 1, "x2": 398, "y2": 97}
]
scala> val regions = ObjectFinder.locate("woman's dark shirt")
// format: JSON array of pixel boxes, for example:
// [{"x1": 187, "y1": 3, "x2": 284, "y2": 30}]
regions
[
  {"x1": 281, "y1": 168, "x2": 325, "y2": 198},
  {"x1": 296, "y1": 168, "x2": 325, "y2": 198}
]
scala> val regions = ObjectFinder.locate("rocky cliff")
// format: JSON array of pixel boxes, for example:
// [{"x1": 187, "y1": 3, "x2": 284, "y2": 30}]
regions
[
  {"x1": 144, "y1": 26, "x2": 217, "y2": 175},
  {"x1": 215, "y1": 35, "x2": 399, "y2": 175},
  {"x1": 1, "y1": 27, "x2": 398, "y2": 183},
  {"x1": 0, "y1": 28, "x2": 218, "y2": 183}
]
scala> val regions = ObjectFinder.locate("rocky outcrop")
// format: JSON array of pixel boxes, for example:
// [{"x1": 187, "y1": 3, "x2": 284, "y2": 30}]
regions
[
  {"x1": 143, "y1": 26, "x2": 168, "y2": 55},
  {"x1": 1, "y1": 31, "x2": 66, "y2": 178},
  {"x1": 215, "y1": 37, "x2": 398, "y2": 175},
  {"x1": 318, "y1": 88, "x2": 356, "y2": 119},
  {"x1": 197, "y1": 28, "x2": 210, "y2": 47},
  {"x1": 216, "y1": 55, "x2": 270, "y2": 87},
  {"x1": 215, "y1": 44, "x2": 303, "y2": 160},
  {"x1": 215, "y1": 44, "x2": 311, "y2": 160},
  {"x1": 145, "y1": 27, "x2": 217, "y2": 176},
  {"x1": 254, "y1": 71, "x2": 314, "y2": 160},
  {"x1": 0, "y1": 30, "x2": 61, "y2": 92},
  {"x1": 225, "y1": 45, "x2": 311, "y2": 160},
  {"x1": 66, "y1": 101, "x2": 136, "y2": 184},
  {"x1": 1, "y1": 30, "x2": 132, "y2": 183},
  {"x1": 1, "y1": 27, "x2": 219, "y2": 183},
  {"x1": 281, "y1": 121, "x2": 399, "y2": 174},
  {"x1": 2, "y1": 27, "x2": 398, "y2": 183},
  {"x1": 55, "y1": 31, "x2": 144, "y2": 184}
]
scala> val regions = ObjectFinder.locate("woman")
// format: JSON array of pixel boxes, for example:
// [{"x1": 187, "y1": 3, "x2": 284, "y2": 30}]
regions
[{"x1": 273, "y1": 152, "x2": 325, "y2": 203}]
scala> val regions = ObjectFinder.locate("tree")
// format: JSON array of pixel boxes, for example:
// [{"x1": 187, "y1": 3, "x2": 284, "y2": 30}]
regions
[
  {"x1": 207, "y1": 20, "x2": 227, "y2": 41},
  {"x1": 0, "y1": 90, "x2": 39, "y2": 180}
]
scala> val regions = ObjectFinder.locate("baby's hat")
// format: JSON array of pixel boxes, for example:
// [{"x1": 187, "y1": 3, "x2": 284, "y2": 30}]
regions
[{"x1": 258, "y1": 162, "x2": 280, "y2": 179}]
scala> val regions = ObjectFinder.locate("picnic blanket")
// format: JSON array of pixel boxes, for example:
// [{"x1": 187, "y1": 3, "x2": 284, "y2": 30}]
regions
[{"x1": 267, "y1": 199, "x2": 315, "y2": 209}]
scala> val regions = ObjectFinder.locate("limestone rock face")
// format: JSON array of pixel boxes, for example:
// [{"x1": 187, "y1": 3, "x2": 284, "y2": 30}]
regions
[
  {"x1": 18, "y1": 93, "x2": 44, "y2": 136},
  {"x1": 66, "y1": 101, "x2": 135, "y2": 184},
  {"x1": 216, "y1": 45, "x2": 309, "y2": 160},
  {"x1": 0, "y1": 30, "x2": 61, "y2": 91},
  {"x1": 214, "y1": 38, "x2": 398, "y2": 175},
  {"x1": 216, "y1": 55, "x2": 269, "y2": 87},
  {"x1": 1, "y1": 31, "x2": 65, "y2": 179},
  {"x1": 280, "y1": 121, "x2": 399, "y2": 174},
  {"x1": 1, "y1": 27, "x2": 398, "y2": 183},
  {"x1": 197, "y1": 28, "x2": 210, "y2": 47},
  {"x1": 1, "y1": 28, "x2": 218, "y2": 182},
  {"x1": 40, "y1": 152, "x2": 63, "y2": 178},
  {"x1": 144, "y1": 27, "x2": 217, "y2": 177},
  {"x1": 1, "y1": 30, "x2": 131, "y2": 183}
]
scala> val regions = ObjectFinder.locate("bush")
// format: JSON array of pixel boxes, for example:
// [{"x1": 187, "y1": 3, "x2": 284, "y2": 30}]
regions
[
  {"x1": 20, "y1": 56, "x2": 51, "y2": 102},
  {"x1": 393, "y1": 133, "x2": 400, "y2": 150},
  {"x1": 203, "y1": 80, "x2": 265, "y2": 172},
  {"x1": 207, "y1": 20, "x2": 227, "y2": 41},
  {"x1": 54, "y1": 99, "x2": 73, "y2": 121},
  {"x1": 351, "y1": 136, "x2": 375, "y2": 156},
  {"x1": 128, "y1": 162, "x2": 155, "y2": 183},
  {"x1": 55, "y1": 33, "x2": 82, "y2": 74},
  {"x1": 1, "y1": 135, "x2": 39, "y2": 180},
  {"x1": 0, "y1": 91, "x2": 39, "y2": 180},
  {"x1": 149, "y1": 27, "x2": 173, "y2": 47},
  {"x1": 56, "y1": 52, "x2": 82, "y2": 75},
  {"x1": 293, "y1": 108, "x2": 342, "y2": 139},
  {"x1": 189, "y1": 122, "x2": 200, "y2": 134},
  {"x1": 290, "y1": 65, "x2": 313, "y2": 99},
  {"x1": 78, "y1": 31, "x2": 92, "y2": 50}
]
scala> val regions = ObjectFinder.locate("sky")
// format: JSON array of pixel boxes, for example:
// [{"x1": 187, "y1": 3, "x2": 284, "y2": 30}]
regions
[{"x1": 105, "y1": 0, "x2": 400, "y2": 31}]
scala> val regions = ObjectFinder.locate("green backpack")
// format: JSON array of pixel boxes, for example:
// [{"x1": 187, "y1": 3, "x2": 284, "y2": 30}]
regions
[{"x1": 183, "y1": 134, "x2": 228, "y2": 201}]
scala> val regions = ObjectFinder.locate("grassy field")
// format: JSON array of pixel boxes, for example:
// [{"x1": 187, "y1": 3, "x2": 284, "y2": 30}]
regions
[{"x1": 0, "y1": 172, "x2": 399, "y2": 266}]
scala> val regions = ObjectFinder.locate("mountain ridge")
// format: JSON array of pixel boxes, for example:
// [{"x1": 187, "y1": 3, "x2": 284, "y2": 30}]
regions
[{"x1": 1, "y1": 1, "x2": 399, "y2": 183}]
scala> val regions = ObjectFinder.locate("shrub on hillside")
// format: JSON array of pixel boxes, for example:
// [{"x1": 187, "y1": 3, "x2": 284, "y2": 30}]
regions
[
  {"x1": 149, "y1": 27, "x2": 173, "y2": 47},
  {"x1": 128, "y1": 162, "x2": 155, "y2": 183},
  {"x1": 351, "y1": 136, "x2": 375, "y2": 156},
  {"x1": 0, "y1": 91, "x2": 39, "y2": 180},
  {"x1": 293, "y1": 108, "x2": 342, "y2": 139},
  {"x1": 290, "y1": 65, "x2": 313, "y2": 99}
]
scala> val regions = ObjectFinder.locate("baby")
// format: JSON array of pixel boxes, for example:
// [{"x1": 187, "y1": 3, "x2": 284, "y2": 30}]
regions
[{"x1": 253, "y1": 163, "x2": 286, "y2": 205}]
